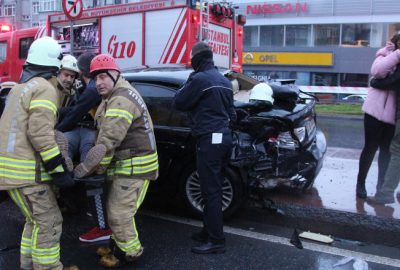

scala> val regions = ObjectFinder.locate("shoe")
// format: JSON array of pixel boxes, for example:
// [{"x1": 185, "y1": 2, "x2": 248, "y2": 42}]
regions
[
  {"x1": 126, "y1": 247, "x2": 144, "y2": 262},
  {"x1": 191, "y1": 242, "x2": 226, "y2": 254},
  {"x1": 366, "y1": 195, "x2": 394, "y2": 205},
  {"x1": 55, "y1": 131, "x2": 73, "y2": 172},
  {"x1": 79, "y1": 227, "x2": 112, "y2": 242},
  {"x1": 74, "y1": 144, "x2": 106, "y2": 178},
  {"x1": 356, "y1": 183, "x2": 367, "y2": 199},
  {"x1": 191, "y1": 231, "x2": 208, "y2": 243}
]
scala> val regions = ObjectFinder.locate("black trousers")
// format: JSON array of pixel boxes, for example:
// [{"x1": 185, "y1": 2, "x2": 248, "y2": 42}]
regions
[
  {"x1": 357, "y1": 113, "x2": 395, "y2": 189},
  {"x1": 196, "y1": 130, "x2": 232, "y2": 244}
]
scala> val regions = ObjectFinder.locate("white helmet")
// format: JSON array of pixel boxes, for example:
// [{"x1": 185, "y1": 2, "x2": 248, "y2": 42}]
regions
[
  {"x1": 26, "y1": 36, "x2": 62, "y2": 68},
  {"x1": 60, "y1": 54, "x2": 79, "y2": 73},
  {"x1": 249, "y1": 83, "x2": 274, "y2": 104}
]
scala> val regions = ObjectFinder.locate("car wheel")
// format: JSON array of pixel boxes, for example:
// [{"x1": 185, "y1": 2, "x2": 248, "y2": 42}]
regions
[{"x1": 180, "y1": 166, "x2": 244, "y2": 219}]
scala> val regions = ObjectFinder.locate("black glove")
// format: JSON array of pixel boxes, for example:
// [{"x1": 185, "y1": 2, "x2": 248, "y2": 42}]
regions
[{"x1": 43, "y1": 154, "x2": 74, "y2": 187}]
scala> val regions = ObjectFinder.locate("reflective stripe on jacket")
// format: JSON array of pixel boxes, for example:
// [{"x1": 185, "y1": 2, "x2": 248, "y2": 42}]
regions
[{"x1": 95, "y1": 77, "x2": 158, "y2": 180}]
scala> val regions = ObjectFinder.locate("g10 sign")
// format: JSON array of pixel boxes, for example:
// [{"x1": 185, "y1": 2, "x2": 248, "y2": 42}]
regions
[{"x1": 246, "y1": 2, "x2": 308, "y2": 15}]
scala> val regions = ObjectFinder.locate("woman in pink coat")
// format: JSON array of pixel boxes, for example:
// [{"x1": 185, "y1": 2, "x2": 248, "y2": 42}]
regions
[{"x1": 356, "y1": 34, "x2": 400, "y2": 198}]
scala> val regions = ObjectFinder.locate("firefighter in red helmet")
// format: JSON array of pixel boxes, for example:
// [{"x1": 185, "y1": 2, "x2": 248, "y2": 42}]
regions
[{"x1": 74, "y1": 54, "x2": 158, "y2": 268}]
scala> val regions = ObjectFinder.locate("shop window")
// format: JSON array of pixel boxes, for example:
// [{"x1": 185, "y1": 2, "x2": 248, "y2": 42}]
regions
[
  {"x1": 244, "y1": 26, "x2": 259, "y2": 47},
  {"x1": 388, "y1": 23, "x2": 400, "y2": 43},
  {"x1": 371, "y1": 23, "x2": 387, "y2": 48},
  {"x1": 340, "y1": 73, "x2": 369, "y2": 87},
  {"x1": 260, "y1": 25, "x2": 283, "y2": 47},
  {"x1": 312, "y1": 73, "x2": 338, "y2": 86},
  {"x1": 341, "y1": 24, "x2": 371, "y2": 47},
  {"x1": 286, "y1": 25, "x2": 311, "y2": 47},
  {"x1": 314, "y1": 24, "x2": 339, "y2": 46}
]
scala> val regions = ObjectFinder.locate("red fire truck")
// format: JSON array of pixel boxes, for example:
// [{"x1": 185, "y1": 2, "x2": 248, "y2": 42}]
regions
[{"x1": 0, "y1": 0, "x2": 245, "y2": 83}]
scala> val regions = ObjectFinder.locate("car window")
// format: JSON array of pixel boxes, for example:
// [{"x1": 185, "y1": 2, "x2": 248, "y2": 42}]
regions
[
  {"x1": 19, "y1": 37, "x2": 34, "y2": 59},
  {"x1": 133, "y1": 83, "x2": 190, "y2": 127},
  {"x1": 0, "y1": 41, "x2": 7, "y2": 63}
]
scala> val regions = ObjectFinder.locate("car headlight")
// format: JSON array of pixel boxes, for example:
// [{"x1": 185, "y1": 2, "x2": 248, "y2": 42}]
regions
[
  {"x1": 294, "y1": 127, "x2": 306, "y2": 143},
  {"x1": 277, "y1": 131, "x2": 299, "y2": 149}
]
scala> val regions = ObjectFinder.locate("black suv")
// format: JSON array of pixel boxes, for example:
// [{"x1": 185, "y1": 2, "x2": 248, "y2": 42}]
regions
[{"x1": 123, "y1": 66, "x2": 327, "y2": 217}]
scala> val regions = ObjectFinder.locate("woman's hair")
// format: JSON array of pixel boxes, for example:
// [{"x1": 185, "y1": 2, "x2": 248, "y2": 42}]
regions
[{"x1": 391, "y1": 33, "x2": 400, "y2": 50}]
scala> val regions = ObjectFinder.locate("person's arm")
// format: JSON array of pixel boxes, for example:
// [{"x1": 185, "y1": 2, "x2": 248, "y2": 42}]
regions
[
  {"x1": 173, "y1": 73, "x2": 206, "y2": 111},
  {"x1": 57, "y1": 81, "x2": 101, "y2": 132},
  {"x1": 370, "y1": 65, "x2": 400, "y2": 91}
]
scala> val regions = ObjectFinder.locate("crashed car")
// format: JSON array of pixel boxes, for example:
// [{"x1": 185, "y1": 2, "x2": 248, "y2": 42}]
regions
[{"x1": 123, "y1": 66, "x2": 327, "y2": 217}]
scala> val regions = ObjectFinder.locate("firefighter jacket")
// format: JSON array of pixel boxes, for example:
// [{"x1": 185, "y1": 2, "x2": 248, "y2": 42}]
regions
[
  {"x1": 56, "y1": 78, "x2": 75, "y2": 108},
  {"x1": 95, "y1": 77, "x2": 158, "y2": 180},
  {"x1": 0, "y1": 76, "x2": 64, "y2": 190}
]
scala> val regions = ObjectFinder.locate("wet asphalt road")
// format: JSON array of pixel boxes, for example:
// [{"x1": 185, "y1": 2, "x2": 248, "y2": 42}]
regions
[
  {"x1": 317, "y1": 115, "x2": 364, "y2": 149},
  {"x1": 1, "y1": 198, "x2": 400, "y2": 270}
]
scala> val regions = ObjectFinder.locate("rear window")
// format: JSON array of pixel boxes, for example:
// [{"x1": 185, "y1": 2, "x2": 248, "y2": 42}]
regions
[
  {"x1": 19, "y1": 37, "x2": 34, "y2": 59},
  {"x1": 0, "y1": 41, "x2": 7, "y2": 63}
]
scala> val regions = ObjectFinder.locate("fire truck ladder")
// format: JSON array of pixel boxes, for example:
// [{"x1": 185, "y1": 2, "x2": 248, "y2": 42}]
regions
[{"x1": 199, "y1": 0, "x2": 209, "y2": 42}]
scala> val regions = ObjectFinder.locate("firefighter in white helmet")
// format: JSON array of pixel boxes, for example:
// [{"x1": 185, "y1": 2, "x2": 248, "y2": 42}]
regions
[
  {"x1": 0, "y1": 36, "x2": 76, "y2": 270},
  {"x1": 57, "y1": 54, "x2": 79, "y2": 108},
  {"x1": 249, "y1": 83, "x2": 274, "y2": 105}
]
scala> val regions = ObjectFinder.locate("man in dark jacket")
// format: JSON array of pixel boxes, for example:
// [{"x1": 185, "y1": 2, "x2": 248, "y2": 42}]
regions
[
  {"x1": 173, "y1": 42, "x2": 236, "y2": 254},
  {"x1": 370, "y1": 68, "x2": 400, "y2": 204}
]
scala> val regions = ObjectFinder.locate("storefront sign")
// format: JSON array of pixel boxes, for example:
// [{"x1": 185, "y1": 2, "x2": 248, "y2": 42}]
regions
[
  {"x1": 246, "y1": 2, "x2": 308, "y2": 15},
  {"x1": 243, "y1": 52, "x2": 333, "y2": 67}
]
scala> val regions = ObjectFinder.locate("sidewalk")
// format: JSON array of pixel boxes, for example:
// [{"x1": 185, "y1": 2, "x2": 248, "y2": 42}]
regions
[{"x1": 264, "y1": 147, "x2": 400, "y2": 220}]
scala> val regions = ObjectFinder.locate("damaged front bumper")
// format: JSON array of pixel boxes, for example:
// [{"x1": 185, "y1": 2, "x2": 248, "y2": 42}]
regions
[{"x1": 247, "y1": 129, "x2": 327, "y2": 190}]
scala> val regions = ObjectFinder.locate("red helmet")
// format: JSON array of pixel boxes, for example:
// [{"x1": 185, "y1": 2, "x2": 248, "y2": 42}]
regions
[{"x1": 89, "y1": 54, "x2": 120, "y2": 77}]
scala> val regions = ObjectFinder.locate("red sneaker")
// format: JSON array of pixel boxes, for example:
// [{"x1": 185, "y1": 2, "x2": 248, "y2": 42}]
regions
[{"x1": 79, "y1": 227, "x2": 112, "y2": 243}]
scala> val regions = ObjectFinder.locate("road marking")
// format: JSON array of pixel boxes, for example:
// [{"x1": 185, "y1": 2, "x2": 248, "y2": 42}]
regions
[{"x1": 143, "y1": 211, "x2": 400, "y2": 268}]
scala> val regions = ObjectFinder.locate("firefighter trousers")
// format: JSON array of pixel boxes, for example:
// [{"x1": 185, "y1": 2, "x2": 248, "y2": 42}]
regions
[
  {"x1": 7, "y1": 184, "x2": 63, "y2": 270},
  {"x1": 106, "y1": 176, "x2": 149, "y2": 256}
]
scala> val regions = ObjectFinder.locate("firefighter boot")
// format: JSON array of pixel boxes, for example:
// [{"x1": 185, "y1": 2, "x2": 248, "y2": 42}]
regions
[
  {"x1": 55, "y1": 131, "x2": 73, "y2": 172},
  {"x1": 74, "y1": 144, "x2": 107, "y2": 178}
]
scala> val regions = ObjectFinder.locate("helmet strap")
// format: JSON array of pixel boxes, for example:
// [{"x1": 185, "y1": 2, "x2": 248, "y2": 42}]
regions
[{"x1": 106, "y1": 71, "x2": 120, "y2": 87}]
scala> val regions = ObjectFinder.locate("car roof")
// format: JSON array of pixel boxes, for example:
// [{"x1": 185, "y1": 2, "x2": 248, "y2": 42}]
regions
[{"x1": 122, "y1": 65, "x2": 193, "y2": 87}]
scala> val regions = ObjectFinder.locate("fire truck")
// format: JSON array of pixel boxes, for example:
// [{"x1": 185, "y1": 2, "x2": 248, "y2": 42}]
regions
[{"x1": 0, "y1": 0, "x2": 245, "y2": 83}]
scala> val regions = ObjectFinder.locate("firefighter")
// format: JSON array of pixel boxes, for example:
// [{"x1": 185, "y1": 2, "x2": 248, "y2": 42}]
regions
[
  {"x1": 73, "y1": 54, "x2": 158, "y2": 268},
  {"x1": 173, "y1": 42, "x2": 236, "y2": 254},
  {"x1": 0, "y1": 36, "x2": 75, "y2": 270},
  {"x1": 57, "y1": 54, "x2": 79, "y2": 108}
]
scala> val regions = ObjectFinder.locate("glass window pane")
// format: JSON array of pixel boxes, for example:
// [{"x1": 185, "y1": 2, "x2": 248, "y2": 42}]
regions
[
  {"x1": 244, "y1": 26, "x2": 258, "y2": 47},
  {"x1": 19, "y1": 37, "x2": 34, "y2": 59},
  {"x1": 260, "y1": 25, "x2": 283, "y2": 47},
  {"x1": 341, "y1": 24, "x2": 371, "y2": 47},
  {"x1": 0, "y1": 42, "x2": 7, "y2": 63},
  {"x1": 371, "y1": 23, "x2": 387, "y2": 48},
  {"x1": 388, "y1": 23, "x2": 400, "y2": 43},
  {"x1": 340, "y1": 73, "x2": 369, "y2": 87},
  {"x1": 286, "y1": 25, "x2": 311, "y2": 47},
  {"x1": 312, "y1": 73, "x2": 338, "y2": 86},
  {"x1": 314, "y1": 24, "x2": 340, "y2": 46}
]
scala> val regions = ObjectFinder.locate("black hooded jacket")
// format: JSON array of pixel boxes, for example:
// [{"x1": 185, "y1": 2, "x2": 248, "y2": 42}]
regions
[{"x1": 173, "y1": 56, "x2": 236, "y2": 137}]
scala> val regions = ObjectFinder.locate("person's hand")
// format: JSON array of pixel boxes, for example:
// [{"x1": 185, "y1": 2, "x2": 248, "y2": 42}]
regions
[
  {"x1": 386, "y1": 41, "x2": 395, "y2": 51},
  {"x1": 52, "y1": 171, "x2": 74, "y2": 187}
]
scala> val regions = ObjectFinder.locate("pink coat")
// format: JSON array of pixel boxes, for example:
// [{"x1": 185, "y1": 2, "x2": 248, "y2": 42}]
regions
[{"x1": 362, "y1": 45, "x2": 398, "y2": 125}]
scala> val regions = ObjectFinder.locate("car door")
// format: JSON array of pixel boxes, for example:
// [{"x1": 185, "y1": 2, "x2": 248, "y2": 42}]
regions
[{"x1": 132, "y1": 82, "x2": 192, "y2": 179}]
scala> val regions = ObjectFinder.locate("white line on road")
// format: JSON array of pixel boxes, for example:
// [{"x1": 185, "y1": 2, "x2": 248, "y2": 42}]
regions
[{"x1": 143, "y1": 211, "x2": 400, "y2": 268}]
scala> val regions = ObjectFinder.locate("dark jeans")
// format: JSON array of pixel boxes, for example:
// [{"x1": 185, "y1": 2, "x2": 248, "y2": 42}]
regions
[
  {"x1": 64, "y1": 127, "x2": 96, "y2": 162},
  {"x1": 357, "y1": 113, "x2": 394, "y2": 189},
  {"x1": 377, "y1": 118, "x2": 400, "y2": 198},
  {"x1": 196, "y1": 130, "x2": 232, "y2": 244}
]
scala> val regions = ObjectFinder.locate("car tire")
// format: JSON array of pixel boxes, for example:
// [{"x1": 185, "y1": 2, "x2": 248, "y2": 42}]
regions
[{"x1": 179, "y1": 165, "x2": 245, "y2": 219}]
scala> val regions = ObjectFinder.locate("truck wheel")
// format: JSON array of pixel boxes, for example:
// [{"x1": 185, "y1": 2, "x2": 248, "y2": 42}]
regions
[{"x1": 179, "y1": 165, "x2": 244, "y2": 219}]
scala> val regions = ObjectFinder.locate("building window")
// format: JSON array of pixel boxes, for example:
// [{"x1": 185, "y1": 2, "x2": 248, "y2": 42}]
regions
[
  {"x1": 4, "y1": 4, "x2": 16, "y2": 16},
  {"x1": 285, "y1": 25, "x2": 311, "y2": 47},
  {"x1": 33, "y1": 2, "x2": 40, "y2": 14},
  {"x1": 39, "y1": 0, "x2": 58, "y2": 12},
  {"x1": 260, "y1": 25, "x2": 283, "y2": 47},
  {"x1": 370, "y1": 23, "x2": 387, "y2": 48},
  {"x1": 341, "y1": 24, "x2": 371, "y2": 47},
  {"x1": 314, "y1": 24, "x2": 340, "y2": 46},
  {"x1": 312, "y1": 73, "x2": 338, "y2": 86},
  {"x1": 244, "y1": 26, "x2": 259, "y2": 47},
  {"x1": 32, "y1": 22, "x2": 40, "y2": 27},
  {"x1": 340, "y1": 73, "x2": 369, "y2": 87}
]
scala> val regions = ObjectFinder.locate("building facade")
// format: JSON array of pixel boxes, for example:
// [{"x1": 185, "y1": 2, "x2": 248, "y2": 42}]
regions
[
  {"x1": 237, "y1": 0, "x2": 400, "y2": 86},
  {"x1": 0, "y1": 0, "x2": 131, "y2": 30}
]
